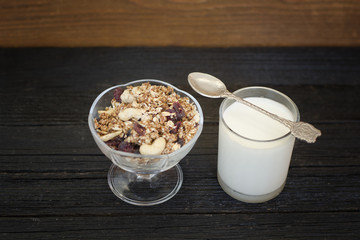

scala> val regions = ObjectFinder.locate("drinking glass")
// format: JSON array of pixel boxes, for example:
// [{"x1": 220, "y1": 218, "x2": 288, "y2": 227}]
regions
[
  {"x1": 217, "y1": 86, "x2": 299, "y2": 203},
  {"x1": 88, "y1": 79, "x2": 203, "y2": 206}
]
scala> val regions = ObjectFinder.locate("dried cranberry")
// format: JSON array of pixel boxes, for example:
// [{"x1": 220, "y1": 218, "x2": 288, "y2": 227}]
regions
[
  {"x1": 176, "y1": 137, "x2": 185, "y2": 147},
  {"x1": 118, "y1": 142, "x2": 139, "y2": 153},
  {"x1": 114, "y1": 87, "x2": 124, "y2": 102},
  {"x1": 126, "y1": 130, "x2": 132, "y2": 137},
  {"x1": 165, "y1": 108, "x2": 176, "y2": 122},
  {"x1": 170, "y1": 121, "x2": 181, "y2": 134},
  {"x1": 173, "y1": 102, "x2": 185, "y2": 120},
  {"x1": 105, "y1": 136, "x2": 124, "y2": 148},
  {"x1": 133, "y1": 122, "x2": 146, "y2": 136}
]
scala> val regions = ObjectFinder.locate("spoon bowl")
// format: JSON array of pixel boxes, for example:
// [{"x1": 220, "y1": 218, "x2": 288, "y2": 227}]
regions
[{"x1": 188, "y1": 72, "x2": 227, "y2": 98}]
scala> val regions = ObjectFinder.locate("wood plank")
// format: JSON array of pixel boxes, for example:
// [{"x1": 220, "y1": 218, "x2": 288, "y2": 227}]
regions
[
  {"x1": 1, "y1": 165, "x2": 359, "y2": 216},
  {"x1": 1, "y1": 48, "x2": 359, "y2": 87},
  {"x1": 1, "y1": 213, "x2": 359, "y2": 239},
  {"x1": 0, "y1": 1, "x2": 360, "y2": 47},
  {"x1": 1, "y1": 48, "x2": 360, "y2": 125}
]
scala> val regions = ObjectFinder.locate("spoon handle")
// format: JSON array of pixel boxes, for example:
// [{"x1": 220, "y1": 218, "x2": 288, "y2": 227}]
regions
[{"x1": 222, "y1": 91, "x2": 321, "y2": 143}]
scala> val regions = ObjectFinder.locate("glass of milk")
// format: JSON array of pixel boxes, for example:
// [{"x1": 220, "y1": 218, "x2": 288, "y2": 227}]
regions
[{"x1": 217, "y1": 86, "x2": 300, "y2": 203}]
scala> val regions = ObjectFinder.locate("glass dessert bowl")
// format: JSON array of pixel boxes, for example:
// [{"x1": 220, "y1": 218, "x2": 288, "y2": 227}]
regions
[{"x1": 88, "y1": 79, "x2": 204, "y2": 206}]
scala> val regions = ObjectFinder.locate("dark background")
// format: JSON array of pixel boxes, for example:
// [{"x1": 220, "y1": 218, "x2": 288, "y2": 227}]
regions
[{"x1": 1, "y1": 47, "x2": 359, "y2": 239}]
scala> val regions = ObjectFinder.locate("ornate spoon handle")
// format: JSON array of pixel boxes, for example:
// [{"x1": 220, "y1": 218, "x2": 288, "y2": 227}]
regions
[{"x1": 222, "y1": 91, "x2": 321, "y2": 143}]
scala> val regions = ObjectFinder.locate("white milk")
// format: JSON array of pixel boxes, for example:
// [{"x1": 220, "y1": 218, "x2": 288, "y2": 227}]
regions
[{"x1": 218, "y1": 97, "x2": 296, "y2": 198}]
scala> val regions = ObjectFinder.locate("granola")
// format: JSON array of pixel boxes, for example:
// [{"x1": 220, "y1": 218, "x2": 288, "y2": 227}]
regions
[{"x1": 94, "y1": 82, "x2": 200, "y2": 155}]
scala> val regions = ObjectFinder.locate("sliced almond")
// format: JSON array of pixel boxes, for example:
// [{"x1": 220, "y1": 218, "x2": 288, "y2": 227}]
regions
[{"x1": 100, "y1": 130, "x2": 122, "y2": 142}]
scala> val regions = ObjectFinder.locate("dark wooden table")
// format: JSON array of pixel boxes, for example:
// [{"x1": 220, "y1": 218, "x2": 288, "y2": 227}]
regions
[{"x1": 1, "y1": 48, "x2": 359, "y2": 239}]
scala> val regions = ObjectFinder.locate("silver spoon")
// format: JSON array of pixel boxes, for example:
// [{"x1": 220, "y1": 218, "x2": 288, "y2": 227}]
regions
[{"x1": 188, "y1": 72, "x2": 321, "y2": 143}]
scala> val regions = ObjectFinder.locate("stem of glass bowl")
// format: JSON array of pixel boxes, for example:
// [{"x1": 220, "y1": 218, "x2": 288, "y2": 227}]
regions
[{"x1": 135, "y1": 173, "x2": 157, "y2": 181}]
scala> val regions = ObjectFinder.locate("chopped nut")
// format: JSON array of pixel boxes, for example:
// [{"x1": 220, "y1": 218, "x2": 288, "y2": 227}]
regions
[
  {"x1": 98, "y1": 108, "x2": 114, "y2": 115},
  {"x1": 100, "y1": 130, "x2": 122, "y2": 142},
  {"x1": 171, "y1": 143, "x2": 181, "y2": 151},
  {"x1": 118, "y1": 108, "x2": 143, "y2": 121},
  {"x1": 121, "y1": 89, "x2": 135, "y2": 104},
  {"x1": 131, "y1": 86, "x2": 142, "y2": 97}
]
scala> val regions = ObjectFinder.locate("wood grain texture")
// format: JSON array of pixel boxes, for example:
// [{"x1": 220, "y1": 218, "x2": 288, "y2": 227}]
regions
[
  {"x1": 1, "y1": 213, "x2": 358, "y2": 240},
  {"x1": 0, "y1": 0, "x2": 360, "y2": 47},
  {"x1": 0, "y1": 47, "x2": 360, "y2": 239},
  {"x1": 1, "y1": 153, "x2": 359, "y2": 216}
]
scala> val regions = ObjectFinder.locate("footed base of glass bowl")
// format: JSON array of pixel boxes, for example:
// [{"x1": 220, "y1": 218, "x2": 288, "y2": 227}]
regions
[{"x1": 107, "y1": 164, "x2": 183, "y2": 206}]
